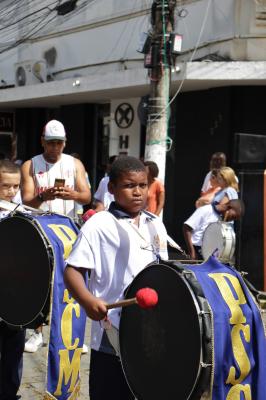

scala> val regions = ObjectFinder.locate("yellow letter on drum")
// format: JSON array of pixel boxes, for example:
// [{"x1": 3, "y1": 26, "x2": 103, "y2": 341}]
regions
[
  {"x1": 48, "y1": 224, "x2": 77, "y2": 259},
  {"x1": 226, "y1": 384, "x2": 251, "y2": 400},
  {"x1": 61, "y1": 289, "x2": 80, "y2": 351},
  {"x1": 208, "y1": 273, "x2": 247, "y2": 325},
  {"x1": 54, "y1": 348, "x2": 83, "y2": 396},
  {"x1": 226, "y1": 324, "x2": 251, "y2": 385}
]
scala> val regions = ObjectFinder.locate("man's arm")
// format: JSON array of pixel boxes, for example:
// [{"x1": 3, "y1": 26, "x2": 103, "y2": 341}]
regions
[
  {"x1": 21, "y1": 160, "x2": 57, "y2": 207},
  {"x1": 183, "y1": 224, "x2": 196, "y2": 260},
  {"x1": 155, "y1": 191, "x2": 165, "y2": 216},
  {"x1": 93, "y1": 200, "x2": 105, "y2": 212},
  {"x1": 64, "y1": 265, "x2": 107, "y2": 321},
  {"x1": 55, "y1": 159, "x2": 91, "y2": 205}
]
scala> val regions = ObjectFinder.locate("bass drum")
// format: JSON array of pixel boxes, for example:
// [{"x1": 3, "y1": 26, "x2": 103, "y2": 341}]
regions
[
  {"x1": 0, "y1": 213, "x2": 76, "y2": 328},
  {"x1": 119, "y1": 261, "x2": 213, "y2": 400},
  {"x1": 201, "y1": 221, "x2": 235, "y2": 263}
]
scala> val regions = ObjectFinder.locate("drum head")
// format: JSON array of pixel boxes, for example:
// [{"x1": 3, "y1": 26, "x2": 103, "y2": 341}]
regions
[
  {"x1": 202, "y1": 222, "x2": 235, "y2": 261},
  {"x1": 119, "y1": 263, "x2": 202, "y2": 400},
  {"x1": 0, "y1": 216, "x2": 51, "y2": 326}
]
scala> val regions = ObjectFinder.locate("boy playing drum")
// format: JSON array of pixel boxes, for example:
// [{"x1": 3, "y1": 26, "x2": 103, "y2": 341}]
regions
[{"x1": 64, "y1": 156, "x2": 168, "y2": 400}]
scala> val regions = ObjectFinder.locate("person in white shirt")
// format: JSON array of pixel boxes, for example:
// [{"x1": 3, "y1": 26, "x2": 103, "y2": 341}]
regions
[
  {"x1": 21, "y1": 119, "x2": 91, "y2": 353},
  {"x1": 64, "y1": 156, "x2": 168, "y2": 400},
  {"x1": 0, "y1": 160, "x2": 25, "y2": 400},
  {"x1": 93, "y1": 155, "x2": 117, "y2": 211},
  {"x1": 183, "y1": 200, "x2": 242, "y2": 260},
  {"x1": 21, "y1": 119, "x2": 91, "y2": 219}
]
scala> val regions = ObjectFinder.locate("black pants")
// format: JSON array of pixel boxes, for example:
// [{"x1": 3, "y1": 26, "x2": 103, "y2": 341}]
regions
[
  {"x1": 0, "y1": 324, "x2": 25, "y2": 400},
  {"x1": 89, "y1": 349, "x2": 135, "y2": 400}
]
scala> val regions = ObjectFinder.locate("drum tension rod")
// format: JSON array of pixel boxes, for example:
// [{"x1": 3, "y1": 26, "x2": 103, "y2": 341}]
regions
[
  {"x1": 199, "y1": 310, "x2": 211, "y2": 316},
  {"x1": 200, "y1": 362, "x2": 212, "y2": 368},
  {"x1": 181, "y1": 270, "x2": 193, "y2": 276}
]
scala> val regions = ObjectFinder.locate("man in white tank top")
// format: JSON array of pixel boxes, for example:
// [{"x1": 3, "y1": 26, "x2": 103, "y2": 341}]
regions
[
  {"x1": 21, "y1": 120, "x2": 91, "y2": 220},
  {"x1": 21, "y1": 120, "x2": 91, "y2": 353}
]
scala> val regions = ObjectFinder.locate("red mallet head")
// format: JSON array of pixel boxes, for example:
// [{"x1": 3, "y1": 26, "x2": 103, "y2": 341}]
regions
[
  {"x1": 82, "y1": 208, "x2": 96, "y2": 222},
  {"x1": 136, "y1": 287, "x2": 158, "y2": 309}
]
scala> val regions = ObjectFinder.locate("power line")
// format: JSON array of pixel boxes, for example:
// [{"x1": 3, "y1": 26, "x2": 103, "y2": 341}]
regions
[{"x1": 150, "y1": 0, "x2": 213, "y2": 122}]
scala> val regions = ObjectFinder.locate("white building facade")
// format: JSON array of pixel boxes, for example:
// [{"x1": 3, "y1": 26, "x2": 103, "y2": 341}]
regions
[
  {"x1": 0, "y1": 0, "x2": 265, "y2": 162},
  {"x1": 0, "y1": 0, "x2": 265, "y2": 287}
]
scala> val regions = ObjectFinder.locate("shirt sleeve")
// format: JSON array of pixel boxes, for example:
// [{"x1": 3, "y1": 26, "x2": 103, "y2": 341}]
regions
[
  {"x1": 225, "y1": 187, "x2": 238, "y2": 200},
  {"x1": 201, "y1": 171, "x2": 211, "y2": 193},
  {"x1": 184, "y1": 208, "x2": 203, "y2": 231},
  {"x1": 157, "y1": 180, "x2": 165, "y2": 193},
  {"x1": 66, "y1": 228, "x2": 97, "y2": 270},
  {"x1": 94, "y1": 178, "x2": 105, "y2": 202}
]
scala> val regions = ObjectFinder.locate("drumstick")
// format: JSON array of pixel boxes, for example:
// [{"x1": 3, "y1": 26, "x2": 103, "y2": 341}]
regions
[
  {"x1": 0, "y1": 199, "x2": 43, "y2": 214},
  {"x1": 106, "y1": 288, "x2": 158, "y2": 310}
]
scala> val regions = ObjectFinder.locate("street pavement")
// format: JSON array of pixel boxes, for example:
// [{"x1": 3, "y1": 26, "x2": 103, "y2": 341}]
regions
[{"x1": 19, "y1": 320, "x2": 91, "y2": 399}]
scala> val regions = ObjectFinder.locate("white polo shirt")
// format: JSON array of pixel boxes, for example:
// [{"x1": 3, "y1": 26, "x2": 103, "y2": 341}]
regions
[
  {"x1": 184, "y1": 205, "x2": 219, "y2": 246},
  {"x1": 66, "y1": 209, "x2": 168, "y2": 352}
]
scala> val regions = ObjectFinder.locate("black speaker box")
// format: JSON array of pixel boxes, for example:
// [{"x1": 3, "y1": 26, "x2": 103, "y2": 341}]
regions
[
  {"x1": 234, "y1": 133, "x2": 266, "y2": 164},
  {"x1": 236, "y1": 171, "x2": 264, "y2": 290}
]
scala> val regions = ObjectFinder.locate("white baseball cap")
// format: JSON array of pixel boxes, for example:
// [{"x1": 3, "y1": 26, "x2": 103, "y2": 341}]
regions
[{"x1": 43, "y1": 120, "x2": 66, "y2": 141}]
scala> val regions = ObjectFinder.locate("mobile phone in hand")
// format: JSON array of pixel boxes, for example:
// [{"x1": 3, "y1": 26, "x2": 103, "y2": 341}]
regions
[{"x1": 54, "y1": 178, "x2": 65, "y2": 188}]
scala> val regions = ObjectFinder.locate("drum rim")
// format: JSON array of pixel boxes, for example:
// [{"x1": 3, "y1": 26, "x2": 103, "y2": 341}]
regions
[
  {"x1": 0, "y1": 214, "x2": 53, "y2": 327},
  {"x1": 119, "y1": 261, "x2": 204, "y2": 400}
]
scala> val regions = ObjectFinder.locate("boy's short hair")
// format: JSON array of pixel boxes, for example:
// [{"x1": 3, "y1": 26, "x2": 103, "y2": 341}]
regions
[
  {"x1": 109, "y1": 156, "x2": 146, "y2": 183},
  {"x1": 227, "y1": 199, "x2": 245, "y2": 218},
  {"x1": 0, "y1": 159, "x2": 20, "y2": 175},
  {"x1": 144, "y1": 161, "x2": 159, "y2": 178}
]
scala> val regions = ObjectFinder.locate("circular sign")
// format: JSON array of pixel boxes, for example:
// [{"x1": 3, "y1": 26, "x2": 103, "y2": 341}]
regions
[{"x1": 115, "y1": 103, "x2": 134, "y2": 129}]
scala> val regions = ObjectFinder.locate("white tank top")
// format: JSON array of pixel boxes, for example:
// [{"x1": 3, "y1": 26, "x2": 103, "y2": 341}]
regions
[{"x1": 31, "y1": 153, "x2": 77, "y2": 218}]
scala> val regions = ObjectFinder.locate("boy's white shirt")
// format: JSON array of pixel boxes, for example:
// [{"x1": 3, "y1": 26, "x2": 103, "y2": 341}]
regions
[
  {"x1": 184, "y1": 204, "x2": 219, "y2": 246},
  {"x1": 66, "y1": 209, "x2": 168, "y2": 351}
]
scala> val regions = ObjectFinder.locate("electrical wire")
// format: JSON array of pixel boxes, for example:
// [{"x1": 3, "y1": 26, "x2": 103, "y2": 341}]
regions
[
  {"x1": 0, "y1": 0, "x2": 93, "y2": 53},
  {"x1": 150, "y1": 0, "x2": 213, "y2": 123}
]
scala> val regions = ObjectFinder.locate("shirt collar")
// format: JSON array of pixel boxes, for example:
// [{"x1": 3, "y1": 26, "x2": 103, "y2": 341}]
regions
[
  {"x1": 108, "y1": 201, "x2": 156, "y2": 222},
  {"x1": 108, "y1": 202, "x2": 132, "y2": 219}
]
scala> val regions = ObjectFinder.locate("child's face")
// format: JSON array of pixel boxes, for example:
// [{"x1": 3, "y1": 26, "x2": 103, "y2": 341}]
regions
[
  {"x1": 0, "y1": 172, "x2": 20, "y2": 202},
  {"x1": 109, "y1": 170, "x2": 148, "y2": 217}
]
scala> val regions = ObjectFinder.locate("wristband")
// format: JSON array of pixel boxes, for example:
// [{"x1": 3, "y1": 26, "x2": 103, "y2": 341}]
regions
[{"x1": 38, "y1": 192, "x2": 44, "y2": 202}]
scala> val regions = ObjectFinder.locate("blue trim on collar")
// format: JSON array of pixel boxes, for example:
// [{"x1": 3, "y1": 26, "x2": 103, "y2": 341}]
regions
[
  {"x1": 108, "y1": 202, "x2": 155, "y2": 221},
  {"x1": 108, "y1": 202, "x2": 132, "y2": 219},
  {"x1": 211, "y1": 203, "x2": 222, "y2": 217}
]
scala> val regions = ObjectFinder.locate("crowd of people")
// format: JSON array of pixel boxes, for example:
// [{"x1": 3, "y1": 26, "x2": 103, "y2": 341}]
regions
[{"x1": 0, "y1": 120, "x2": 243, "y2": 400}]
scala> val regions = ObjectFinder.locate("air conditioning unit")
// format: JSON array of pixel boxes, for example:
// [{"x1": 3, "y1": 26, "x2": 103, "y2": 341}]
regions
[{"x1": 14, "y1": 60, "x2": 47, "y2": 87}]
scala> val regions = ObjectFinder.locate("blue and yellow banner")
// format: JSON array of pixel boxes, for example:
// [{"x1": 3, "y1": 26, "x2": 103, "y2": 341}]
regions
[
  {"x1": 186, "y1": 256, "x2": 266, "y2": 399},
  {"x1": 31, "y1": 214, "x2": 86, "y2": 400}
]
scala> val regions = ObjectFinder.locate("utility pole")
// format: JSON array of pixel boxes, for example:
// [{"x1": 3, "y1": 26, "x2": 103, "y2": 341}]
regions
[{"x1": 144, "y1": 0, "x2": 177, "y2": 183}]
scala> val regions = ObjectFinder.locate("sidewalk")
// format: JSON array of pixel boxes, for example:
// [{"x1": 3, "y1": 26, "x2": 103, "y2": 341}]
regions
[{"x1": 19, "y1": 320, "x2": 91, "y2": 399}]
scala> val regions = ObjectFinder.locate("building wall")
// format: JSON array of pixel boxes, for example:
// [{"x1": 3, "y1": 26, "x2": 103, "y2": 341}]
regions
[
  {"x1": 110, "y1": 98, "x2": 141, "y2": 158},
  {"x1": 1, "y1": 0, "x2": 265, "y2": 89}
]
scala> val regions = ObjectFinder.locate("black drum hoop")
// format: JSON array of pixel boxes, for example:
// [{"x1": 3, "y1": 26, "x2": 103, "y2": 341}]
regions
[{"x1": 119, "y1": 261, "x2": 213, "y2": 400}]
